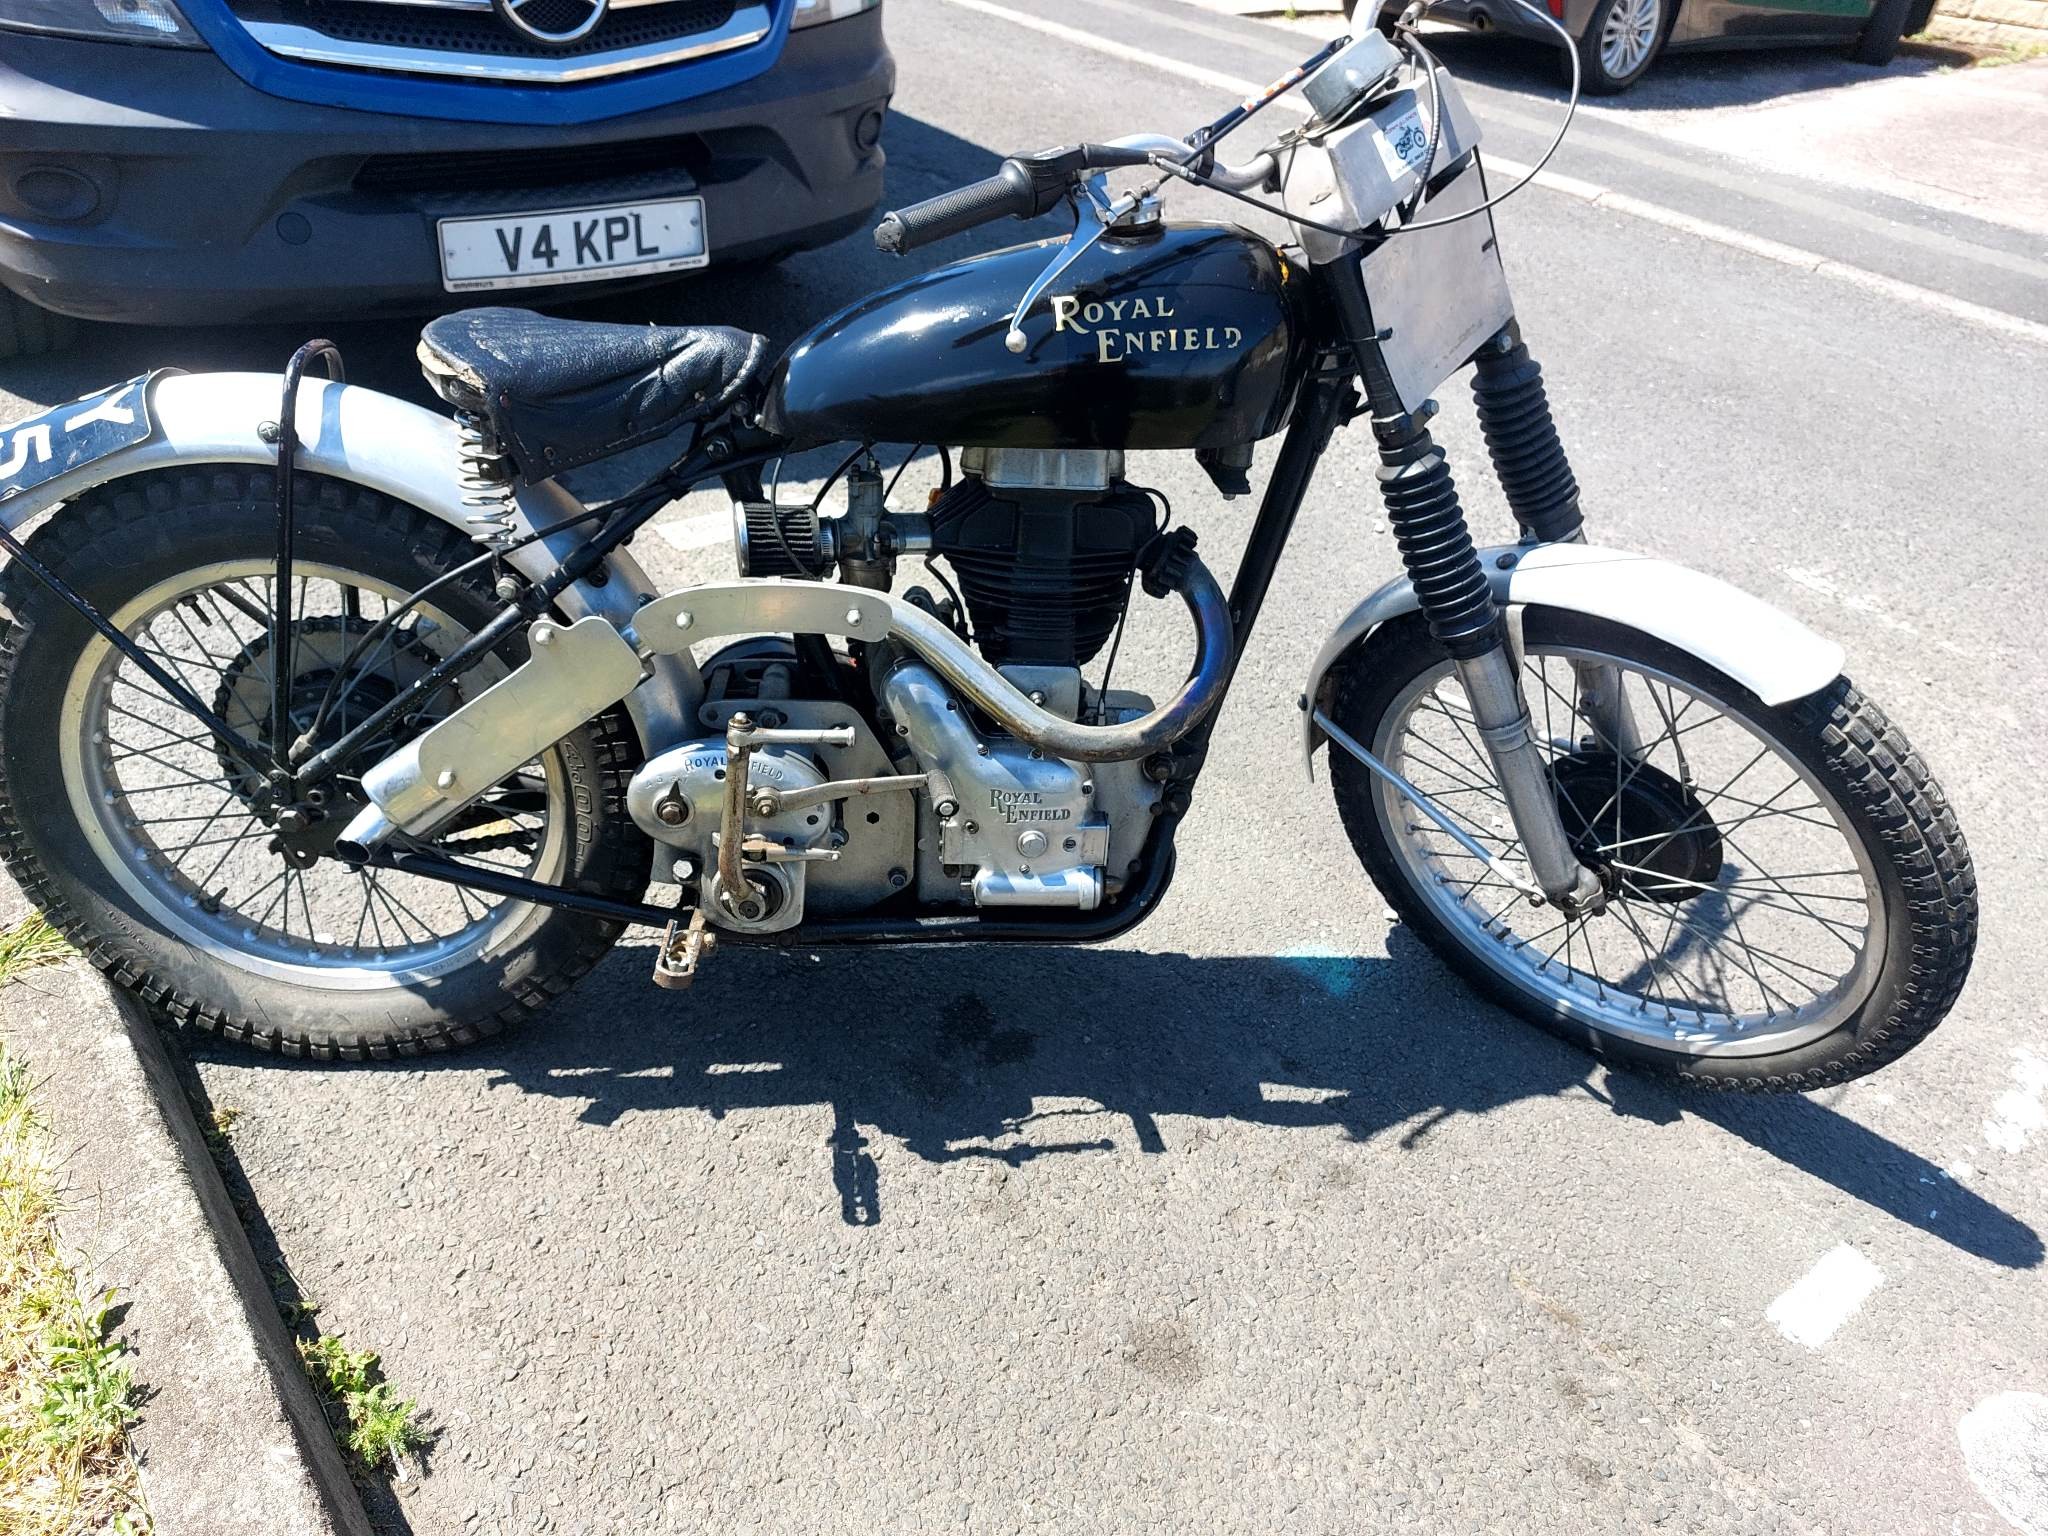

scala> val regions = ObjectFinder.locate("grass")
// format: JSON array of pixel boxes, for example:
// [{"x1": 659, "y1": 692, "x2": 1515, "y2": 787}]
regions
[
  {"x1": 0, "y1": 917, "x2": 69, "y2": 989},
  {"x1": 295, "y1": 1332, "x2": 423, "y2": 1472},
  {"x1": 0, "y1": 1006, "x2": 150, "y2": 1534}
]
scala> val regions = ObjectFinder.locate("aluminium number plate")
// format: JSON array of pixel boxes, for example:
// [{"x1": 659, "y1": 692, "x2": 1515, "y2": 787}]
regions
[{"x1": 0, "y1": 376, "x2": 154, "y2": 505}]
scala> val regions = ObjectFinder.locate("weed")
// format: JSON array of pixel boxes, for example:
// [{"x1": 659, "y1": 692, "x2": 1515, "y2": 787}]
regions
[
  {"x1": 0, "y1": 1039, "x2": 148, "y2": 1535},
  {"x1": 202, "y1": 1106, "x2": 243, "y2": 1151},
  {"x1": 0, "y1": 917, "x2": 68, "y2": 989},
  {"x1": 34, "y1": 1292, "x2": 136, "y2": 1452},
  {"x1": 297, "y1": 1333, "x2": 424, "y2": 1471},
  {"x1": 269, "y1": 1267, "x2": 321, "y2": 1329}
]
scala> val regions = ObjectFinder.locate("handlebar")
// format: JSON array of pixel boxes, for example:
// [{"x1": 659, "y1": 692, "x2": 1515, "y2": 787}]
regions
[
  {"x1": 875, "y1": 40, "x2": 1351, "y2": 256},
  {"x1": 873, "y1": 142, "x2": 1157, "y2": 255},
  {"x1": 875, "y1": 160, "x2": 1041, "y2": 255}
]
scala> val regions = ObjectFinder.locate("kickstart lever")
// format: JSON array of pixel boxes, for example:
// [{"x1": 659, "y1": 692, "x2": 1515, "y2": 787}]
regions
[{"x1": 711, "y1": 713, "x2": 856, "y2": 924}]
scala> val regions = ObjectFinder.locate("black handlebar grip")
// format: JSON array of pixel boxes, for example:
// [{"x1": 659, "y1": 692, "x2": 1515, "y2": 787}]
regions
[{"x1": 874, "y1": 159, "x2": 1039, "y2": 254}]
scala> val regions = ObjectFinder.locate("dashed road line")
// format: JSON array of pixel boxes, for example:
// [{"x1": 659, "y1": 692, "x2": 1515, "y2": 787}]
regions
[
  {"x1": 1985, "y1": 1046, "x2": 2048, "y2": 1155},
  {"x1": 1959, "y1": 1392, "x2": 2048, "y2": 1536},
  {"x1": 1766, "y1": 1243, "x2": 1884, "y2": 1349},
  {"x1": 939, "y1": 0, "x2": 2048, "y2": 348}
]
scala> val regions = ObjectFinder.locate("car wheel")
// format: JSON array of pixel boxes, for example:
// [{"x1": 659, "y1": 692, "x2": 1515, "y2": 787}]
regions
[
  {"x1": 1573, "y1": 0, "x2": 1667, "y2": 92},
  {"x1": 1852, "y1": 0, "x2": 1917, "y2": 62},
  {"x1": 0, "y1": 288, "x2": 78, "y2": 363}
]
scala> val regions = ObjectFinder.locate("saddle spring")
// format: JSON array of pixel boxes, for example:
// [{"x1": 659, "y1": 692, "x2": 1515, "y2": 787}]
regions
[{"x1": 454, "y1": 409, "x2": 518, "y2": 551}]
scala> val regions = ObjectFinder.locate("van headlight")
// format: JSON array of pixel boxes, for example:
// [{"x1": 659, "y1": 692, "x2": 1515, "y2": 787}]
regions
[
  {"x1": 790, "y1": 0, "x2": 879, "y2": 26},
  {"x1": 0, "y1": 0, "x2": 204, "y2": 45}
]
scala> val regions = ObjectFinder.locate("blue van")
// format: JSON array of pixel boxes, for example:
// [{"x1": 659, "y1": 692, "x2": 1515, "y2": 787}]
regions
[{"x1": 0, "y1": 0, "x2": 891, "y2": 356}]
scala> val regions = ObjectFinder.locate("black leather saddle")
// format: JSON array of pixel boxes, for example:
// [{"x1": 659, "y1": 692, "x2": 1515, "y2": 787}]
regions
[{"x1": 417, "y1": 307, "x2": 768, "y2": 483}]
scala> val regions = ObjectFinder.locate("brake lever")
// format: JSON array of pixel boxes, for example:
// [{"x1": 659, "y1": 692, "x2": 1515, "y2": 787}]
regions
[{"x1": 1003, "y1": 175, "x2": 1133, "y2": 355}]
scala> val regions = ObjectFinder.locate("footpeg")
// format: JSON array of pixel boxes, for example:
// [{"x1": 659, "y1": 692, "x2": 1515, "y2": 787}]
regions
[{"x1": 653, "y1": 908, "x2": 715, "y2": 990}]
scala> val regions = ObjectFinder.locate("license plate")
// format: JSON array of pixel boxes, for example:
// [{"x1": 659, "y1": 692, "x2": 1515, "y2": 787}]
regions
[
  {"x1": 0, "y1": 376, "x2": 154, "y2": 505},
  {"x1": 437, "y1": 197, "x2": 708, "y2": 293}
]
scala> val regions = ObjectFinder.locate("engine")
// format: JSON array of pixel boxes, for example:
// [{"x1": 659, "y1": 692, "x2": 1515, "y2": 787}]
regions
[
  {"x1": 651, "y1": 447, "x2": 1169, "y2": 928},
  {"x1": 925, "y1": 468, "x2": 1155, "y2": 668}
]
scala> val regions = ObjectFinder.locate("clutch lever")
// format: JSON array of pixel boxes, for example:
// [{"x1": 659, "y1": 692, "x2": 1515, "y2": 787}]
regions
[{"x1": 1003, "y1": 175, "x2": 1137, "y2": 355}]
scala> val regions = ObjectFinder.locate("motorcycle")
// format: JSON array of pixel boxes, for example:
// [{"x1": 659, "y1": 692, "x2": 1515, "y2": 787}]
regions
[{"x1": 0, "y1": 20, "x2": 1975, "y2": 1086}]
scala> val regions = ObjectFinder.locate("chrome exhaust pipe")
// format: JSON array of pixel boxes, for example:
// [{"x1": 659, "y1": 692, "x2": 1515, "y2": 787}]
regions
[
  {"x1": 636, "y1": 563, "x2": 1234, "y2": 764},
  {"x1": 333, "y1": 806, "x2": 397, "y2": 864},
  {"x1": 337, "y1": 614, "x2": 647, "y2": 859}
]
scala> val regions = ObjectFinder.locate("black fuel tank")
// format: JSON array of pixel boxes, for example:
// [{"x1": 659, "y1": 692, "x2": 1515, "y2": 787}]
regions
[{"x1": 762, "y1": 223, "x2": 1307, "y2": 452}]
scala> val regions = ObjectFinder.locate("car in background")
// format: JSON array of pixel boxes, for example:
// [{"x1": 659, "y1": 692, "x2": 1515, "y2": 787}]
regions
[
  {"x1": 0, "y1": 0, "x2": 892, "y2": 358},
  {"x1": 1345, "y1": 0, "x2": 1934, "y2": 91}
]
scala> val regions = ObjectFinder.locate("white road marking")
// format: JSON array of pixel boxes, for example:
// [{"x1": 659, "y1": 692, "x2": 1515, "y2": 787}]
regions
[
  {"x1": 1959, "y1": 1392, "x2": 2048, "y2": 1536},
  {"x1": 940, "y1": 0, "x2": 2048, "y2": 349},
  {"x1": 1779, "y1": 565, "x2": 1972, "y2": 659},
  {"x1": 1985, "y1": 1047, "x2": 2048, "y2": 1155},
  {"x1": 1765, "y1": 1243, "x2": 1884, "y2": 1349},
  {"x1": 942, "y1": 0, "x2": 1290, "y2": 99}
]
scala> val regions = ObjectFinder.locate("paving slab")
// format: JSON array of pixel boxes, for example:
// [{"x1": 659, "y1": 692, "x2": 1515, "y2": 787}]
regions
[{"x1": 0, "y1": 961, "x2": 373, "y2": 1536}]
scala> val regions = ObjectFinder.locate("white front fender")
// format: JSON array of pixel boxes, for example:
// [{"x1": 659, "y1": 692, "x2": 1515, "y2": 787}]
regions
[
  {"x1": 1302, "y1": 542, "x2": 1845, "y2": 767},
  {"x1": 0, "y1": 371, "x2": 699, "y2": 755}
]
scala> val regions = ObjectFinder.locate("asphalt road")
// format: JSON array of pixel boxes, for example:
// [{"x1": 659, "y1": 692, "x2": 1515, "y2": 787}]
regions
[{"x1": 5, "y1": 3, "x2": 2048, "y2": 1532}]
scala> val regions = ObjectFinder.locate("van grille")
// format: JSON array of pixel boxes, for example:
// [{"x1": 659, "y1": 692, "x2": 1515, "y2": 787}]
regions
[
  {"x1": 230, "y1": 0, "x2": 767, "y2": 82},
  {"x1": 244, "y1": 0, "x2": 736, "y2": 58}
]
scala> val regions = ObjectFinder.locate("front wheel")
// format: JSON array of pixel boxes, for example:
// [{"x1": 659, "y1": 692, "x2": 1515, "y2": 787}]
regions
[
  {"x1": 1327, "y1": 610, "x2": 1977, "y2": 1089},
  {"x1": 0, "y1": 468, "x2": 650, "y2": 1058}
]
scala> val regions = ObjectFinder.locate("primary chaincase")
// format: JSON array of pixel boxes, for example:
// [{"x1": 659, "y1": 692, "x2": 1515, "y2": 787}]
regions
[{"x1": 624, "y1": 645, "x2": 919, "y2": 931}]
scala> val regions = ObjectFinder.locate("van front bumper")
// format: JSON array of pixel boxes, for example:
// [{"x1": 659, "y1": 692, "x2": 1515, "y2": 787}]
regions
[{"x1": 0, "y1": 14, "x2": 891, "y2": 326}]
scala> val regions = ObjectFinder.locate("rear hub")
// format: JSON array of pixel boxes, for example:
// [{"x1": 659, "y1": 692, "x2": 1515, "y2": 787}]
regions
[{"x1": 212, "y1": 617, "x2": 434, "y2": 860}]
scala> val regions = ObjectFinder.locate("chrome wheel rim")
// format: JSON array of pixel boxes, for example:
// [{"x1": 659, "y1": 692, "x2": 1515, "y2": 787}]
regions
[
  {"x1": 58, "y1": 560, "x2": 569, "y2": 990},
  {"x1": 1599, "y1": 0, "x2": 1660, "y2": 78},
  {"x1": 1373, "y1": 641, "x2": 1885, "y2": 1057}
]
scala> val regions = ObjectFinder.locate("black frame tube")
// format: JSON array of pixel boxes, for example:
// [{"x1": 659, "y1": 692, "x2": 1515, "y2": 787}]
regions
[{"x1": 270, "y1": 341, "x2": 344, "y2": 774}]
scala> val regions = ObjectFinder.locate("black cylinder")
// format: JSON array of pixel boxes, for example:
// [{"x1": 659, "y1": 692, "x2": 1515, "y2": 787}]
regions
[
  {"x1": 1471, "y1": 334, "x2": 1583, "y2": 544},
  {"x1": 1375, "y1": 419, "x2": 1501, "y2": 660}
]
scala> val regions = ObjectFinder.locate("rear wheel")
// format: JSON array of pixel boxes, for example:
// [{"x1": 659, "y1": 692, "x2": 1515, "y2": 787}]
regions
[
  {"x1": 0, "y1": 468, "x2": 649, "y2": 1058},
  {"x1": 1327, "y1": 610, "x2": 1976, "y2": 1089},
  {"x1": 1574, "y1": 0, "x2": 1668, "y2": 92}
]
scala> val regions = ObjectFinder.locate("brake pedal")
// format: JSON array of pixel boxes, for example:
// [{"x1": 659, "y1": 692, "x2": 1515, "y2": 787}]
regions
[{"x1": 653, "y1": 908, "x2": 715, "y2": 990}]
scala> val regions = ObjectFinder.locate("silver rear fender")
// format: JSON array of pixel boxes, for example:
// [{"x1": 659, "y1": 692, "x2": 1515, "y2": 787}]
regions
[{"x1": 0, "y1": 370, "x2": 701, "y2": 758}]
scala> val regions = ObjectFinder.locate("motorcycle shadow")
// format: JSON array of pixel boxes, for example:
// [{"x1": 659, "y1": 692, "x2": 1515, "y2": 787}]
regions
[{"x1": 330, "y1": 928, "x2": 2041, "y2": 1266}]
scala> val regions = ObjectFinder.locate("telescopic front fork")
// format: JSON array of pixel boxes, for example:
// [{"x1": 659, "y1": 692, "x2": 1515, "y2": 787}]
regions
[
  {"x1": 1370, "y1": 401, "x2": 1606, "y2": 911},
  {"x1": 1471, "y1": 324, "x2": 1645, "y2": 763}
]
